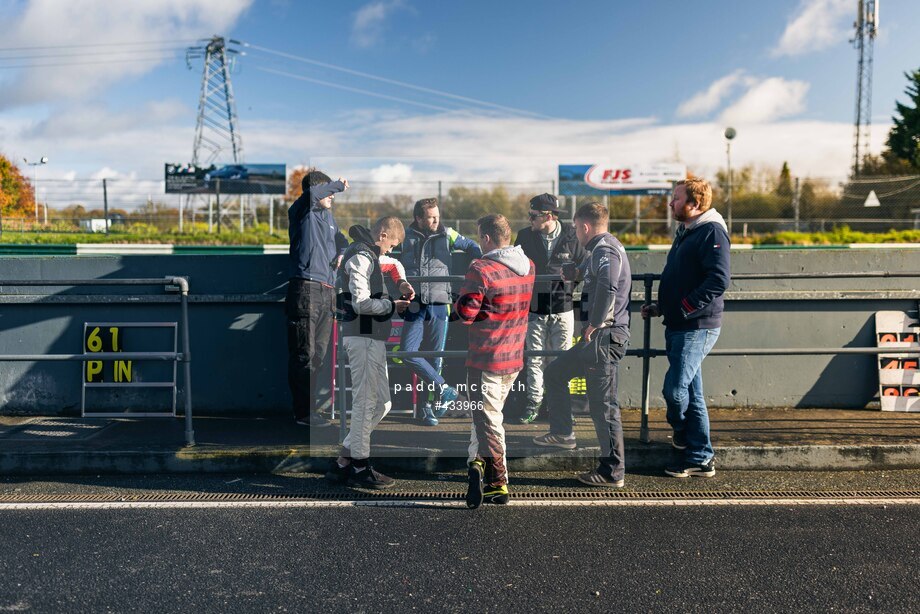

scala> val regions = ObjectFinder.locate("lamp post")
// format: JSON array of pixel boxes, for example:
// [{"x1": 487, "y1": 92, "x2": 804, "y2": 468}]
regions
[
  {"x1": 23, "y1": 156, "x2": 48, "y2": 224},
  {"x1": 723, "y1": 128, "x2": 736, "y2": 234}
]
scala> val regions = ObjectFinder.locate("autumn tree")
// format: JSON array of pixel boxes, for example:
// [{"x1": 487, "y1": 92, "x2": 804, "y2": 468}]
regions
[
  {"x1": 0, "y1": 153, "x2": 36, "y2": 217},
  {"x1": 287, "y1": 166, "x2": 310, "y2": 201}
]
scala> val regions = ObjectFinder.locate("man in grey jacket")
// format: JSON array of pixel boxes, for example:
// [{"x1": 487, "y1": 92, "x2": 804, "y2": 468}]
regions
[{"x1": 533, "y1": 202, "x2": 632, "y2": 488}]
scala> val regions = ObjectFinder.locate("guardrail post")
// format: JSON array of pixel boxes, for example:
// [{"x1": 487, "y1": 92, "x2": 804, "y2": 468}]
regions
[
  {"x1": 178, "y1": 277, "x2": 195, "y2": 447},
  {"x1": 640, "y1": 274, "x2": 653, "y2": 444}
]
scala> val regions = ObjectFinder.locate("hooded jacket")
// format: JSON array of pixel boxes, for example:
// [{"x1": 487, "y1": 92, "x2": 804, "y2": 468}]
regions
[
  {"x1": 287, "y1": 180, "x2": 349, "y2": 284},
  {"x1": 335, "y1": 225, "x2": 396, "y2": 341},
  {"x1": 658, "y1": 208, "x2": 731, "y2": 331},
  {"x1": 514, "y1": 222, "x2": 586, "y2": 315},
  {"x1": 400, "y1": 222, "x2": 482, "y2": 305},
  {"x1": 454, "y1": 245, "x2": 535, "y2": 375},
  {"x1": 578, "y1": 233, "x2": 632, "y2": 340}
]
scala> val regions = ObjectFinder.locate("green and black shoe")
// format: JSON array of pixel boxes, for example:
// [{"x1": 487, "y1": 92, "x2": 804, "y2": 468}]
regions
[
  {"x1": 466, "y1": 460, "x2": 485, "y2": 509},
  {"x1": 518, "y1": 407, "x2": 539, "y2": 424},
  {"x1": 483, "y1": 484, "x2": 510, "y2": 505}
]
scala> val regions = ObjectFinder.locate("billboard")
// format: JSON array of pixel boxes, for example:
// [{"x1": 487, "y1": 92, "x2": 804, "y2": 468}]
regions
[
  {"x1": 164, "y1": 163, "x2": 286, "y2": 194},
  {"x1": 559, "y1": 163, "x2": 686, "y2": 196}
]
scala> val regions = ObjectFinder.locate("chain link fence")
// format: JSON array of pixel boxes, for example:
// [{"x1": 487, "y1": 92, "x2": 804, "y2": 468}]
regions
[{"x1": 8, "y1": 175, "x2": 920, "y2": 238}]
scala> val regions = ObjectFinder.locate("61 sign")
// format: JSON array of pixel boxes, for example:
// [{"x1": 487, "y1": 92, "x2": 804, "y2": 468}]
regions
[{"x1": 84, "y1": 325, "x2": 132, "y2": 383}]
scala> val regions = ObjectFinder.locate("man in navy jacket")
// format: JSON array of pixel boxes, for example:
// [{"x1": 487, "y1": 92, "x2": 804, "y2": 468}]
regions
[
  {"x1": 642, "y1": 178, "x2": 730, "y2": 478},
  {"x1": 286, "y1": 170, "x2": 349, "y2": 428}
]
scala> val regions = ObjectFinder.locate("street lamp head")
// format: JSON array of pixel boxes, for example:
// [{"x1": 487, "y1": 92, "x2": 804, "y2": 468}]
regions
[
  {"x1": 40, "y1": 156, "x2": 48, "y2": 164},
  {"x1": 724, "y1": 127, "x2": 737, "y2": 141}
]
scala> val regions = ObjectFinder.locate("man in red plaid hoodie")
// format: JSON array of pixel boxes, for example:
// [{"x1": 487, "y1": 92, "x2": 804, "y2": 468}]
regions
[{"x1": 454, "y1": 214, "x2": 535, "y2": 509}]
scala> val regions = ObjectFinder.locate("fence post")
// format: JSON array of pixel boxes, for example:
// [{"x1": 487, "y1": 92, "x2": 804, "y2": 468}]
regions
[
  {"x1": 216, "y1": 180, "x2": 222, "y2": 234},
  {"x1": 102, "y1": 178, "x2": 109, "y2": 235},
  {"x1": 634, "y1": 195, "x2": 641, "y2": 235},
  {"x1": 269, "y1": 197, "x2": 274, "y2": 235},
  {"x1": 438, "y1": 180, "x2": 442, "y2": 205},
  {"x1": 639, "y1": 274, "x2": 654, "y2": 444},
  {"x1": 239, "y1": 196, "x2": 244, "y2": 233},
  {"x1": 208, "y1": 195, "x2": 213, "y2": 233},
  {"x1": 178, "y1": 278, "x2": 195, "y2": 447},
  {"x1": 793, "y1": 177, "x2": 801, "y2": 233}
]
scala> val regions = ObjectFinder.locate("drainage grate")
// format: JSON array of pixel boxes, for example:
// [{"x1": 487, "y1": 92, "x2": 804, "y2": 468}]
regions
[{"x1": 1, "y1": 489, "x2": 919, "y2": 504}]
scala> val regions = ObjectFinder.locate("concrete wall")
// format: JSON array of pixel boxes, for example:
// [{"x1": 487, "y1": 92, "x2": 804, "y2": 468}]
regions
[{"x1": 0, "y1": 249, "x2": 916, "y2": 416}]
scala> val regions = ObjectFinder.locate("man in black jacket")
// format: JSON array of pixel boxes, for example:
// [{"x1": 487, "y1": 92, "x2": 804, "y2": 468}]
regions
[
  {"x1": 514, "y1": 194, "x2": 586, "y2": 423},
  {"x1": 641, "y1": 178, "x2": 730, "y2": 478},
  {"x1": 286, "y1": 170, "x2": 349, "y2": 428}
]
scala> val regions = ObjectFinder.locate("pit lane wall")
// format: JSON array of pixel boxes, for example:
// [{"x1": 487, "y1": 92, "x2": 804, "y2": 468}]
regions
[{"x1": 0, "y1": 247, "x2": 916, "y2": 415}]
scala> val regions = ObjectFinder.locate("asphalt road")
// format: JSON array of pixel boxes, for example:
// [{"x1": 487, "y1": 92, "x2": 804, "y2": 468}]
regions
[{"x1": 0, "y1": 498, "x2": 917, "y2": 612}]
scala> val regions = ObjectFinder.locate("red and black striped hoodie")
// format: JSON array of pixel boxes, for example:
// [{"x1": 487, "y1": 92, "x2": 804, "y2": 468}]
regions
[{"x1": 454, "y1": 246, "x2": 535, "y2": 375}]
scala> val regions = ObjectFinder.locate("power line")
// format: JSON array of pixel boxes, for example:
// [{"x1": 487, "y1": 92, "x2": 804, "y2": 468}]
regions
[
  {"x1": 0, "y1": 47, "x2": 188, "y2": 61},
  {"x1": 252, "y1": 66, "x2": 462, "y2": 114},
  {"x1": 0, "y1": 55, "x2": 181, "y2": 70},
  {"x1": 0, "y1": 40, "x2": 198, "y2": 52},
  {"x1": 241, "y1": 41, "x2": 550, "y2": 119}
]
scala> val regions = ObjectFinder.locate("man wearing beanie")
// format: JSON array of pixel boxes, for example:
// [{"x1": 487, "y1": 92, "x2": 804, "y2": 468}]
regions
[{"x1": 513, "y1": 193, "x2": 586, "y2": 424}]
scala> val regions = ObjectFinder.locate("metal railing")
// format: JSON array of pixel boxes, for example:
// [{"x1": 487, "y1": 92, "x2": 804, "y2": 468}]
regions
[
  {"x1": 334, "y1": 271, "x2": 920, "y2": 444},
  {"x1": 0, "y1": 277, "x2": 195, "y2": 446}
]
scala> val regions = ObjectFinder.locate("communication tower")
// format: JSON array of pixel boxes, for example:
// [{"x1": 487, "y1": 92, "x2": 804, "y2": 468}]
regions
[{"x1": 851, "y1": 0, "x2": 878, "y2": 177}]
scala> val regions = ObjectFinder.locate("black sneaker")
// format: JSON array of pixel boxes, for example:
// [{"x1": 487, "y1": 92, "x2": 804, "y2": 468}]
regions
[
  {"x1": 347, "y1": 465, "x2": 396, "y2": 489},
  {"x1": 664, "y1": 458, "x2": 716, "y2": 478},
  {"x1": 325, "y1": 459, "x2": 350, "y2": 484},
  {"x1": 483, "y1": 485, "x2": 510, "y2": 505},
  {"x1": 671, "y1": 429, "x2": 688, "y2": 450},
  {"x1": 296, "y1": 412, "x2": 333, "y2": 428},
  {"x1": 466, "y1": 461, "x2": 484, "y2": 509}
]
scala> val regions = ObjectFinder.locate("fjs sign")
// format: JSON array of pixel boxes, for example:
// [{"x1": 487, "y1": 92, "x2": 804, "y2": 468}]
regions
[{"x1": 559, "y1": 163, "x2": 686, "y2": 196}]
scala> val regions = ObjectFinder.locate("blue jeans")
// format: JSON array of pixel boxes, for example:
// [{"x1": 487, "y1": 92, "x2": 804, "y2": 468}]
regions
[
  {"x1": 663, "y1": 327, "x2": 720, "y2": 465},
  {"x1": 400, "y1": 303, "x2": 448, "y2": 389}
]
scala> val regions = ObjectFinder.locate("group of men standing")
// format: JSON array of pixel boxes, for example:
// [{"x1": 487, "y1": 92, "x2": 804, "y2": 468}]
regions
[{"x1": 285, "y1": 170, "x2": 731, "y2": 507}]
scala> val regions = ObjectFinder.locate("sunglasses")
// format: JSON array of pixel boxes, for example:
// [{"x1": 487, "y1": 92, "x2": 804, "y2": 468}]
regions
[{"x1": 528, "y1": 211, "x2": 549, "y2": 220}]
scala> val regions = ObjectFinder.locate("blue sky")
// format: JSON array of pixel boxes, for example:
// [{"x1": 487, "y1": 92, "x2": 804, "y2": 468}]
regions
[{"x1": 1, "y1": 0, "x2": 919, "y2": 208}]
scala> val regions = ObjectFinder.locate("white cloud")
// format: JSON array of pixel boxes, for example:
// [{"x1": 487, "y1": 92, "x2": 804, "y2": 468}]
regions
[
  {"x1": 1, "y1": 108, "x2": 890, "y2": 211},
  {"x1": 370, "y1": 163, "x2": 413, "y2": 183},
  {"x1": 676, "y1": 71, "x2": 749, "y2": 118},
  {"x1": 772, "y1": 0, "x2": 852, "y2": 57},
  {"x1": 22, "y1": 100, "x2": 188, "y2": 140},
  {"x1": 720, "y1": 78, "x2": 810, "y2": 124},
  {"x1": 0, "y1": 0, "x2": 253, "y2": 110},
  {"x1": 351, "y1": 0, "x2": 407, "y2": 48}
]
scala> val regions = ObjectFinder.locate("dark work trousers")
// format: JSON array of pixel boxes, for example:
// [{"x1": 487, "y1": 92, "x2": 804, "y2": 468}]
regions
[
  {"x1": 545, "y1": 329, "x2": 628, "y2": 481},
  {"x1": 286, "y1": 279, "x2": 335, "y2": 420}
]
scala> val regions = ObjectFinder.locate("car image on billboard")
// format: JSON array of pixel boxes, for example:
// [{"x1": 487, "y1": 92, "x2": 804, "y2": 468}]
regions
[{"x1": 165, "y1": 163, "x2": 285, "y2": 194}]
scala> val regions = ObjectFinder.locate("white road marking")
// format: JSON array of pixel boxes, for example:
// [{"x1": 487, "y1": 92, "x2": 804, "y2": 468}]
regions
[{"x1": 0, "y1": 498, "x2": 917, "y2": 511}]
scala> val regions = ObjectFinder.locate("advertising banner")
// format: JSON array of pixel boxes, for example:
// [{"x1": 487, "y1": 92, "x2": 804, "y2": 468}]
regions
[
  {"x1": 165, "y1": 163, "x2": 286, "y2": 194},
  {"x1": 559, "y1": 163, "x2": 686, "y2": 196}
]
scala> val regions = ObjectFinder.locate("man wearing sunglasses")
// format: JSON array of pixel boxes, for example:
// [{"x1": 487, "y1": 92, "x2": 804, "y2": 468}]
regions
[{"x1": 513, "y1": 194, "x2": 586, "y2": 424}]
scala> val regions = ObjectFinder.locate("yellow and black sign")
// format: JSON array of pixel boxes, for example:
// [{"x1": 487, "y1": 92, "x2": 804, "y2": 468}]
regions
[{"x1": 84, "y1": 326, "x2": 133, "y2": 383}]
